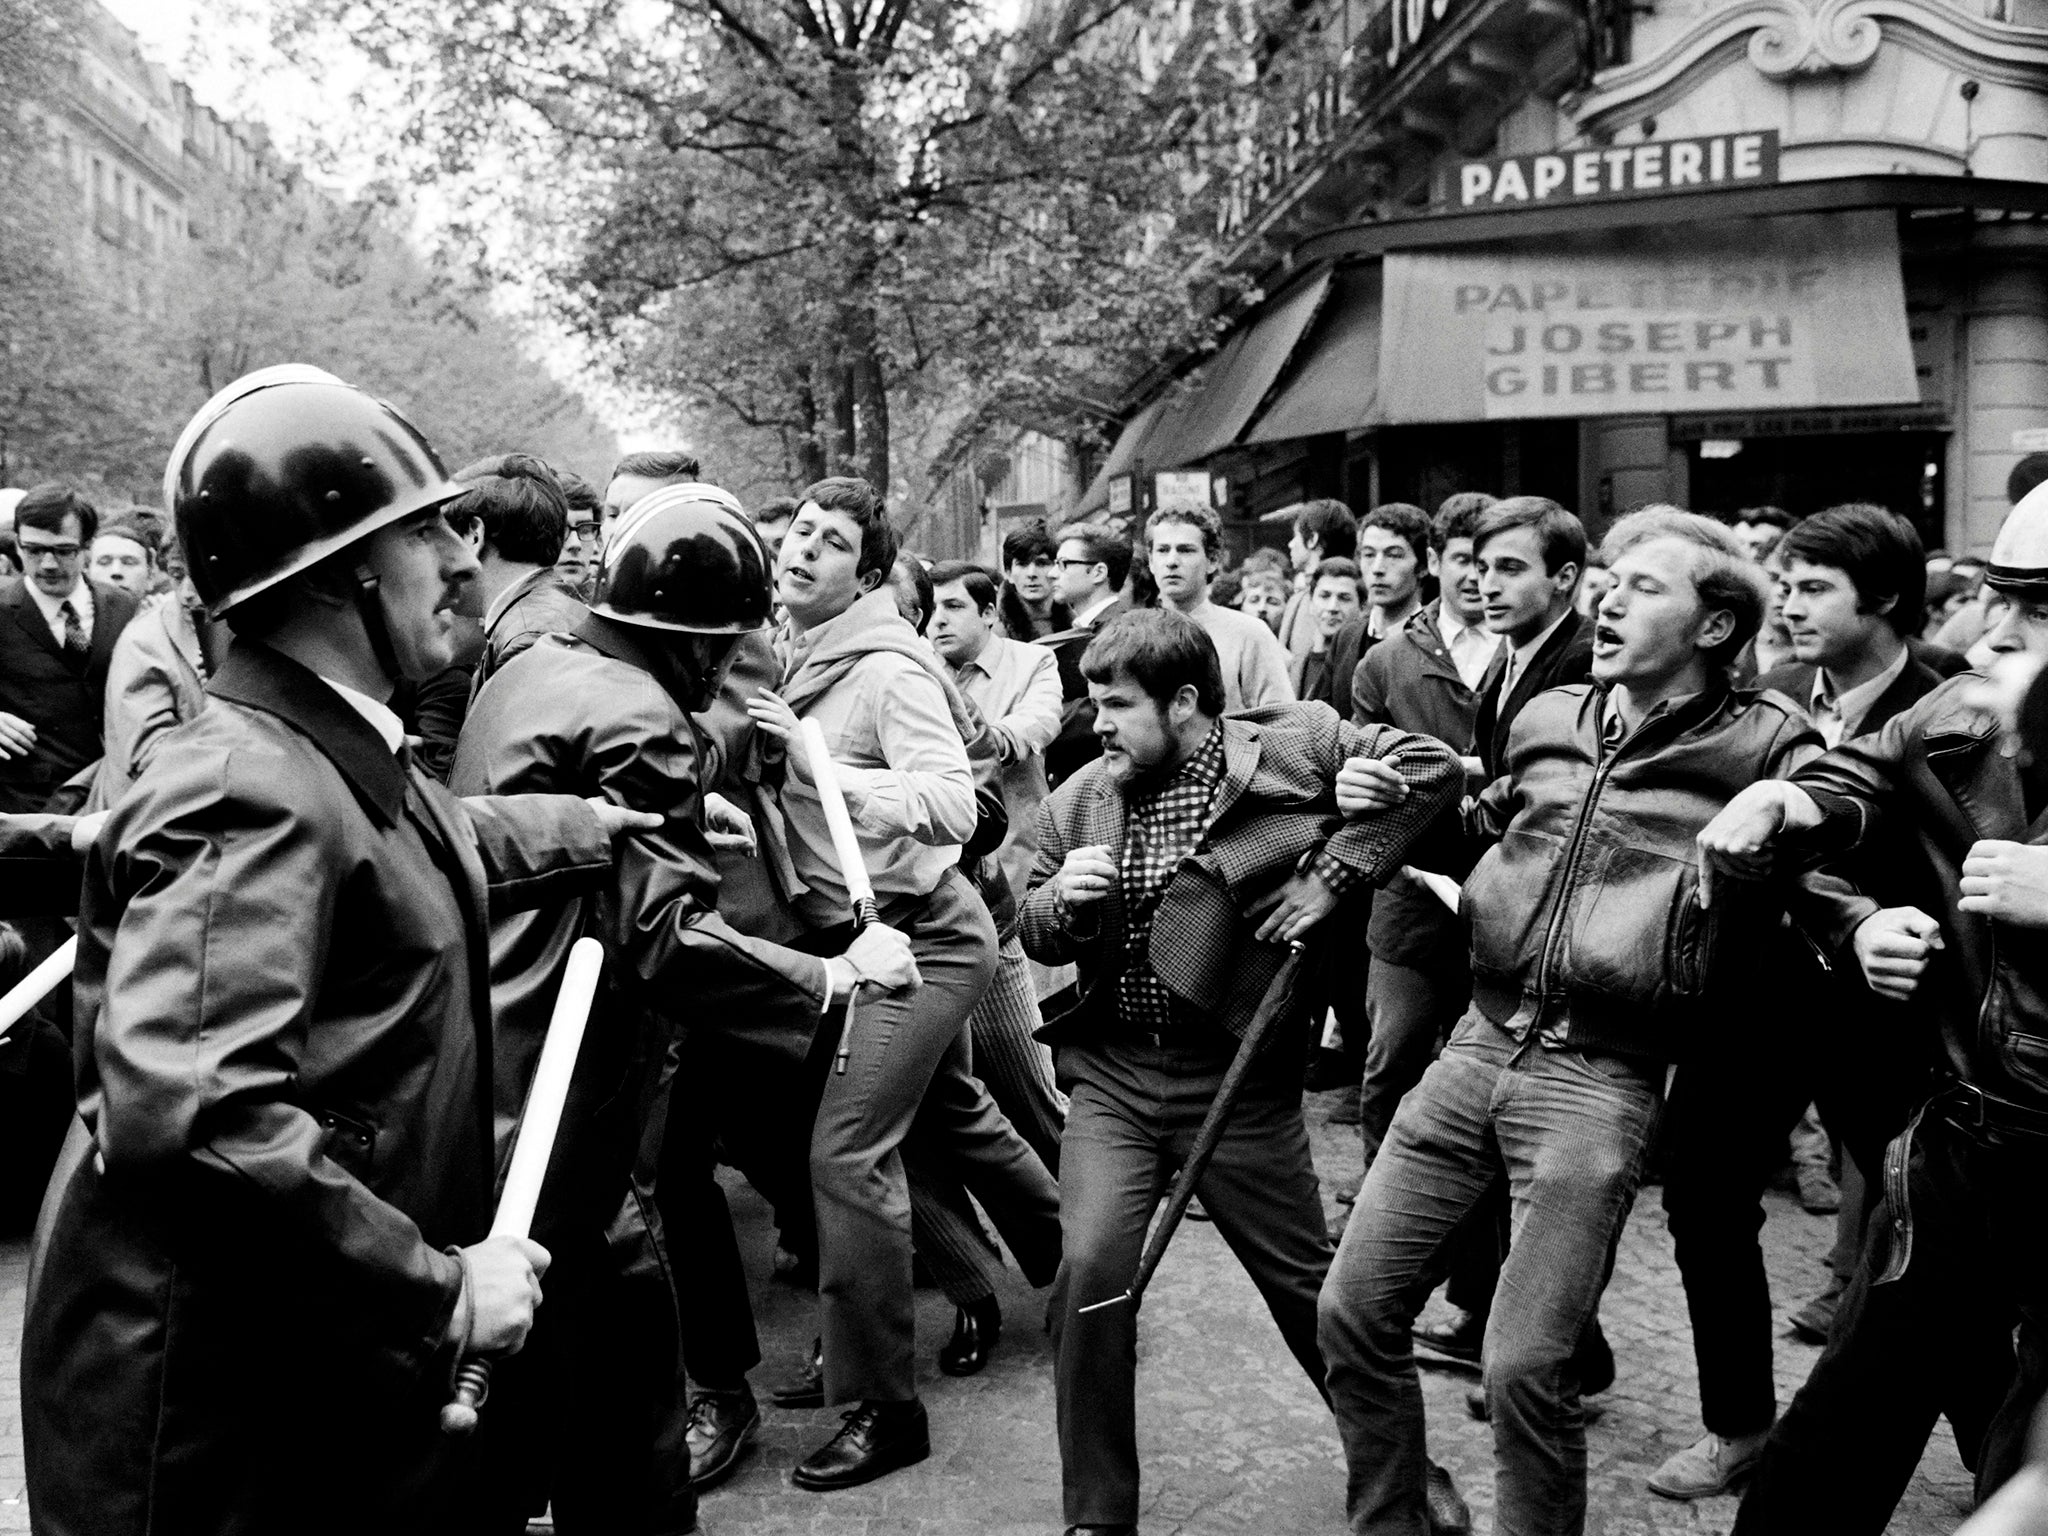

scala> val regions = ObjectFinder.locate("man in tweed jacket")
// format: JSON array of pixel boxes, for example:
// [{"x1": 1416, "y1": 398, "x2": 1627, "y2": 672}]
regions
[{"x1": 1018, "y1": 608, "x2": 1461, "y2": 1536}]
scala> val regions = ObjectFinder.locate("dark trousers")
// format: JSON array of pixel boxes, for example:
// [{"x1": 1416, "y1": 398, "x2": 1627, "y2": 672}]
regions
[
  {"x1": 1661, "y1": 970, "x2": 1922, "y2": 1437},
  {"x1": 1733, "y1": 1111, "x2": 2046, "y2": 1534},
  {"x1": 812, "y1": 872, "x2": 1059, "y2": 1405},
  {"x1": 472, "y1": 1187, "x2": 693, "y2": 1536},
  {"x1": 1050, "y1": 1030, "x2": 1332, "y2": 1526},
  {"x1": 1358, "y1": 956, "x2": 1466, "y2": 1168}
]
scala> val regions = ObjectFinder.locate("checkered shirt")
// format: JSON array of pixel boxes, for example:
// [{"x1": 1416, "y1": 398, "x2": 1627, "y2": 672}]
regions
[{"x1": 1117, "y1": 724, "x2": 1229, "y2": 1031}]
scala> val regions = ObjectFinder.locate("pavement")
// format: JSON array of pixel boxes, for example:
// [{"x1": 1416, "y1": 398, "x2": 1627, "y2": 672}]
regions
[{"x1": 0, "y1": 1087, "x2": 1976, "y2": 1535}]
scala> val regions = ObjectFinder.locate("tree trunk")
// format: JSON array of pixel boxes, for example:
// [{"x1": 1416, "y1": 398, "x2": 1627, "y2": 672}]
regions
[{"x1": 793, "y1": 376, "x2": 827, "y2": 484}]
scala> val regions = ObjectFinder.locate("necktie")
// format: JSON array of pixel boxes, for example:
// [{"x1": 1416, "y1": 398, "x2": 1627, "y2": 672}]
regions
[{"x1": 58, "y1": 600, "x2": 87, "y2": 661}]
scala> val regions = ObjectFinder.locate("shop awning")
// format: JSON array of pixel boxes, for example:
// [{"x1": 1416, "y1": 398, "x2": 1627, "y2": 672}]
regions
[
  {"x1": 1245, "y1": 264, "x2": 1382, "y2": 443},
  {"x1": 1142, "y1": 270, "x2": 1332, "y2": 468},
  {"x1": 1375, "y1": 209, "x2": 1920, "y2": 423}
]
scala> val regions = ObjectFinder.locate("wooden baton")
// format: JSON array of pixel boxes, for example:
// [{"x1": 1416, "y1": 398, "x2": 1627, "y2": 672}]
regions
[
  {"x1": 798, "y1": 718, "x2": 879, "y2": 1074},
  {"x1": 439, "y1": 935, "x2": 604, "y2": 1435},
  {"x1": 0, "y1": 936, "x2": 75, "y2": 1042}
]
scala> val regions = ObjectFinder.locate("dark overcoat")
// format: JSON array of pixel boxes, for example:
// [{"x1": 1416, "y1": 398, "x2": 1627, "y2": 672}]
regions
[{"x1": 23, "y1": 640, "x2": 612, "y2": 1536}]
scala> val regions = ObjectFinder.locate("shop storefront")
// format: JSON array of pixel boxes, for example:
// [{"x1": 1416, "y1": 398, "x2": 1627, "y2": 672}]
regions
[{"x1": 1081, "y1": 0, "x2": 2048, "y2": 556}]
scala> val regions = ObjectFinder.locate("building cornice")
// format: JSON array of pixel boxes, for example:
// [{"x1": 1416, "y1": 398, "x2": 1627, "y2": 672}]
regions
[{"x1": 1571, "y1": 0, "x2": 2048, "y2": 129}]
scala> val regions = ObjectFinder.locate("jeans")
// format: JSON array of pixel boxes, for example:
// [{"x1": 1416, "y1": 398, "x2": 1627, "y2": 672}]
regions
[
  {"x1": 1319, "y1": 1009, "x2": 1664, "y2": 1536},
  {"x1": 1733, "y1": 1110, "x2": 2047, "y2": 1535},
  {"x1": 1050, "y1": 1030, "x2": 1332, "y2": 1526},
  {"x1": 1358, "y1": 955, "x2": 1467, "y2": 1169}
]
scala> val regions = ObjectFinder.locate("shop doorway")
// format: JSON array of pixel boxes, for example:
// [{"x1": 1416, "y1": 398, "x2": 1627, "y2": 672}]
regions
[
  {"x1": 1685, "y1": 432, "x2": 1948, "y2": 551},
  {"x1": 1373, "y1": 420, "x2": 1580, "y2": 513}
]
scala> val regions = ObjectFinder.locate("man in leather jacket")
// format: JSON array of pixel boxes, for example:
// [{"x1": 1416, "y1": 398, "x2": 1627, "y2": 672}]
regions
[
  {"x1": 22, "y1": 368, "x2": 659, "y2": 1536},
  {"x1": 1700, "y1": 482, "x2": 2048, "y2": 1535},
  {"x1": 1319, "y1": 509, "x2": 1822, "y2": 1536}
]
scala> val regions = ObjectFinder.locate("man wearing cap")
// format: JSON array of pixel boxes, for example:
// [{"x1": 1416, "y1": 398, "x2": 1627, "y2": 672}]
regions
[
  {"x1": 1699, "y1": 482, "x2": 2048, "y2": 1535},
  {"x1": 22, "y1": 367, "x2": 662, "y2": 1536},
  {"x1": 452, "y1": 484, "x2": 921, "y2": 1527}
]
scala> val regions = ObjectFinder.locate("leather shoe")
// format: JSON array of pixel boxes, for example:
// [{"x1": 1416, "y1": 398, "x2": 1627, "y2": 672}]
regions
[
  {"x1": 1413, "y1": 1307, "x2": 1483, "y2": 1368},
  {"x1": 1063, "y1": 1526, "x2": 1138, "y2": 1535},
  {"x1": 685, "y1": 1384, "x2": 759, "y2": 1490},
  {"x1": 1426, "y1": 1461, "x2": 1472, "y2": 1535},
  {"x1": 791, "y1": 1399, "x2": 930, "y2": 1490},
  {"x1": 1574, "y1": 1320, "x2": 1616, "y2": 1396},
  {"x1": 769, "y1": 1338, "x2": 824, "y2": 1410},
  {"x1": 939, "y1": 1296, "x2": 1002, "y2": 1377}
]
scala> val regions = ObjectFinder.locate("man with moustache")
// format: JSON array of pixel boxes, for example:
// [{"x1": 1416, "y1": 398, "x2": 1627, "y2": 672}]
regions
[
  {"x1": 1024, "y1": 607, "x2": 1461, "y2": 1536},
  {"x1": 23, "y1": 367, "x2": 660, "y2": 1536},
  {"x1": 1320, "y1": 509, "x2": 1820, "y2": 1536}
]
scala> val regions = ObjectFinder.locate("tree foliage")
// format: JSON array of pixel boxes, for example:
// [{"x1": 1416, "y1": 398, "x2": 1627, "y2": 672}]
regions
[
  {"x1": 276, "y1": 0, "x2": 1246, "y2": 499},
  {"x1": 0, "y1": 0, "x2": 619, "y2": 498}
]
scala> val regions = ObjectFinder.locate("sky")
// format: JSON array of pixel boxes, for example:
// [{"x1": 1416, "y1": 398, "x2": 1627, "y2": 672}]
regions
[{"x1": 95, "y1": 0, "x2": 670, "y2": 450}]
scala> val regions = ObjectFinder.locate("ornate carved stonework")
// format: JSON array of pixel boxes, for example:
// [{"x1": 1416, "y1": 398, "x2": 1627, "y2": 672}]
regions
[
  {"x1": 1572, "y1": 0, "x2": 2048, "y2": 164},
  {"x1": 1743, "y1": 0, "x2": 1885, "y2": 75}
]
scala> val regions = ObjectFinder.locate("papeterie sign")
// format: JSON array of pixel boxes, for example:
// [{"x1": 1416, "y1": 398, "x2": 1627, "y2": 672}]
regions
[
  {"x1": 1443, "y1": 131, "x2": 1779, "y2": 211},
  {"x1": 1377, "y1": 211, "x2": 1920, "y2": 423}
]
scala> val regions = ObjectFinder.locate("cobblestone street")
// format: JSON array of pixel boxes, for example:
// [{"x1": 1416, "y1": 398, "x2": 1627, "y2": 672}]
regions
[{"x1": 0, "y1": 1090, "x2": 1974, "y2": 1534}]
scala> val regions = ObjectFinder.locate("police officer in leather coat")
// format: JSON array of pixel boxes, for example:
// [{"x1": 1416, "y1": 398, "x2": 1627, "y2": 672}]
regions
[{"x1": 22, "y1": 366, "x2": 658, "y2": 1536}]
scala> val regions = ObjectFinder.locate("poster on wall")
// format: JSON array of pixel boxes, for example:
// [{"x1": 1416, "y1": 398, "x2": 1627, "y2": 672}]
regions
[{"x1": 1377, "y1": 211, "x2": 1920, "y2": 423}]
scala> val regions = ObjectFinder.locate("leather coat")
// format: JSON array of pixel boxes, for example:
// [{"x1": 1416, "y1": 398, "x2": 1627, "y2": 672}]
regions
[
  {"x1": 1459, "y1": 680, "x2": 1821, "y2": 1060},
  {"x1": 23, "y1": 640, "x2": 614, "y2": 1536},
  {"x1": 452, "y1": 623, "x2": 833, "y2": 1222},
  {"x1": 1790, "y1": 674, "x2": 2048, "y2": 1121}
]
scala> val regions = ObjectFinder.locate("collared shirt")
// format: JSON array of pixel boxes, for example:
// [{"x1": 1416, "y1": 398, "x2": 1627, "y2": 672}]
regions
[
  {"x1": 1810, "y1": 643, "x2": 1910, "y2": 749},
  {"x1": 1075, "y1": 594, "x2": 1120, "y2": 629},
  {"x1": 1501, "y1": 609, "x2": 1573, "y2": 701},
  {"x1": 1436, "y1": 606, "x2": 1500, "y2": 692},
  {"x1": 952, "y1": 633, "x2": 1062, "y2": 763},
  {"x1": 1367, "y1": 599, "x2": 1421, "y2": 642},
  {"x1": 1117, "y1": 723, "x2": 1229, "y2": 1032},
  {"x1": 26, "y1": 577, "x2": 91, "y2": 648},
  {"x1": 318, "y1": 674, "x2": 407, "y2": 755}
]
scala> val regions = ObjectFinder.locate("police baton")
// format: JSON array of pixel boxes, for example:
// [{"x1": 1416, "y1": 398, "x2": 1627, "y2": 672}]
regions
[
  {"x1": 440, "y1": 935, "x2": 604, "y2": 1435},
  {"x1": 0, "y1": 936, "x2": 76, "y2": 1041},
  {"x1": 799, "y1": 718, "x2": 879, "y2": 1075},
  {"x1": 1078, "y1": 941, "x2": 1309, "y2": 1315}
]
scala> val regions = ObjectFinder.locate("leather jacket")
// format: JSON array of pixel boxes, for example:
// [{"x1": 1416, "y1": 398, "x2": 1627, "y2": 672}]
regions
[
  {"x1": 1790, "y1": 674, "x2": 2048, "y2": 1124},
  {"x1": 1460, "y1": 680, "x2": 1819, "y2": 1060}
]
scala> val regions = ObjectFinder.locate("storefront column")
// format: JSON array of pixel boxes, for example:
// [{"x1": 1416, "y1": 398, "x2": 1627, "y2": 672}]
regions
[
  {"x1": 1961, "y1": 248, "x2": 2048, "y2": 553},
  {"x1": 1579, "y1": 414, "x2": 1685, "y2": 536}
]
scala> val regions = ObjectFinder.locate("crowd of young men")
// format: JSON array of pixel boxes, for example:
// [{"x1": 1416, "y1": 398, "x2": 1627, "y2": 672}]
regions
[{"x1": 0, "y1": 362, "x2": 2044, "y2": 1536}]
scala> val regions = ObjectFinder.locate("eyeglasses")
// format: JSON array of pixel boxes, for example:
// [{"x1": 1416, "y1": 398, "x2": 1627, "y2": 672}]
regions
[
  {"x1": 18, "y1": 542, "x2": 82, "y2": 562},
  {"x1": 1056, "y1": 558, "x2": 1099, "y2": 570}
]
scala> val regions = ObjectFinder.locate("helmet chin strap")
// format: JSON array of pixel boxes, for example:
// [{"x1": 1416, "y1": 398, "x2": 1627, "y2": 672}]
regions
[{"x1": 352, "y1": 567, "x2": 404, "y2": 684}]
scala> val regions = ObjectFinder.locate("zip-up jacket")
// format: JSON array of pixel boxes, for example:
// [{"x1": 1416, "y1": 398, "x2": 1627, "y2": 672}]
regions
[
  {"x1": 1787, "y1": 674, "x2": 2048, "y2": 1124},
  {"x1": 1458, "y1": 679, "x2": 1821, "y2": 1060}
]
